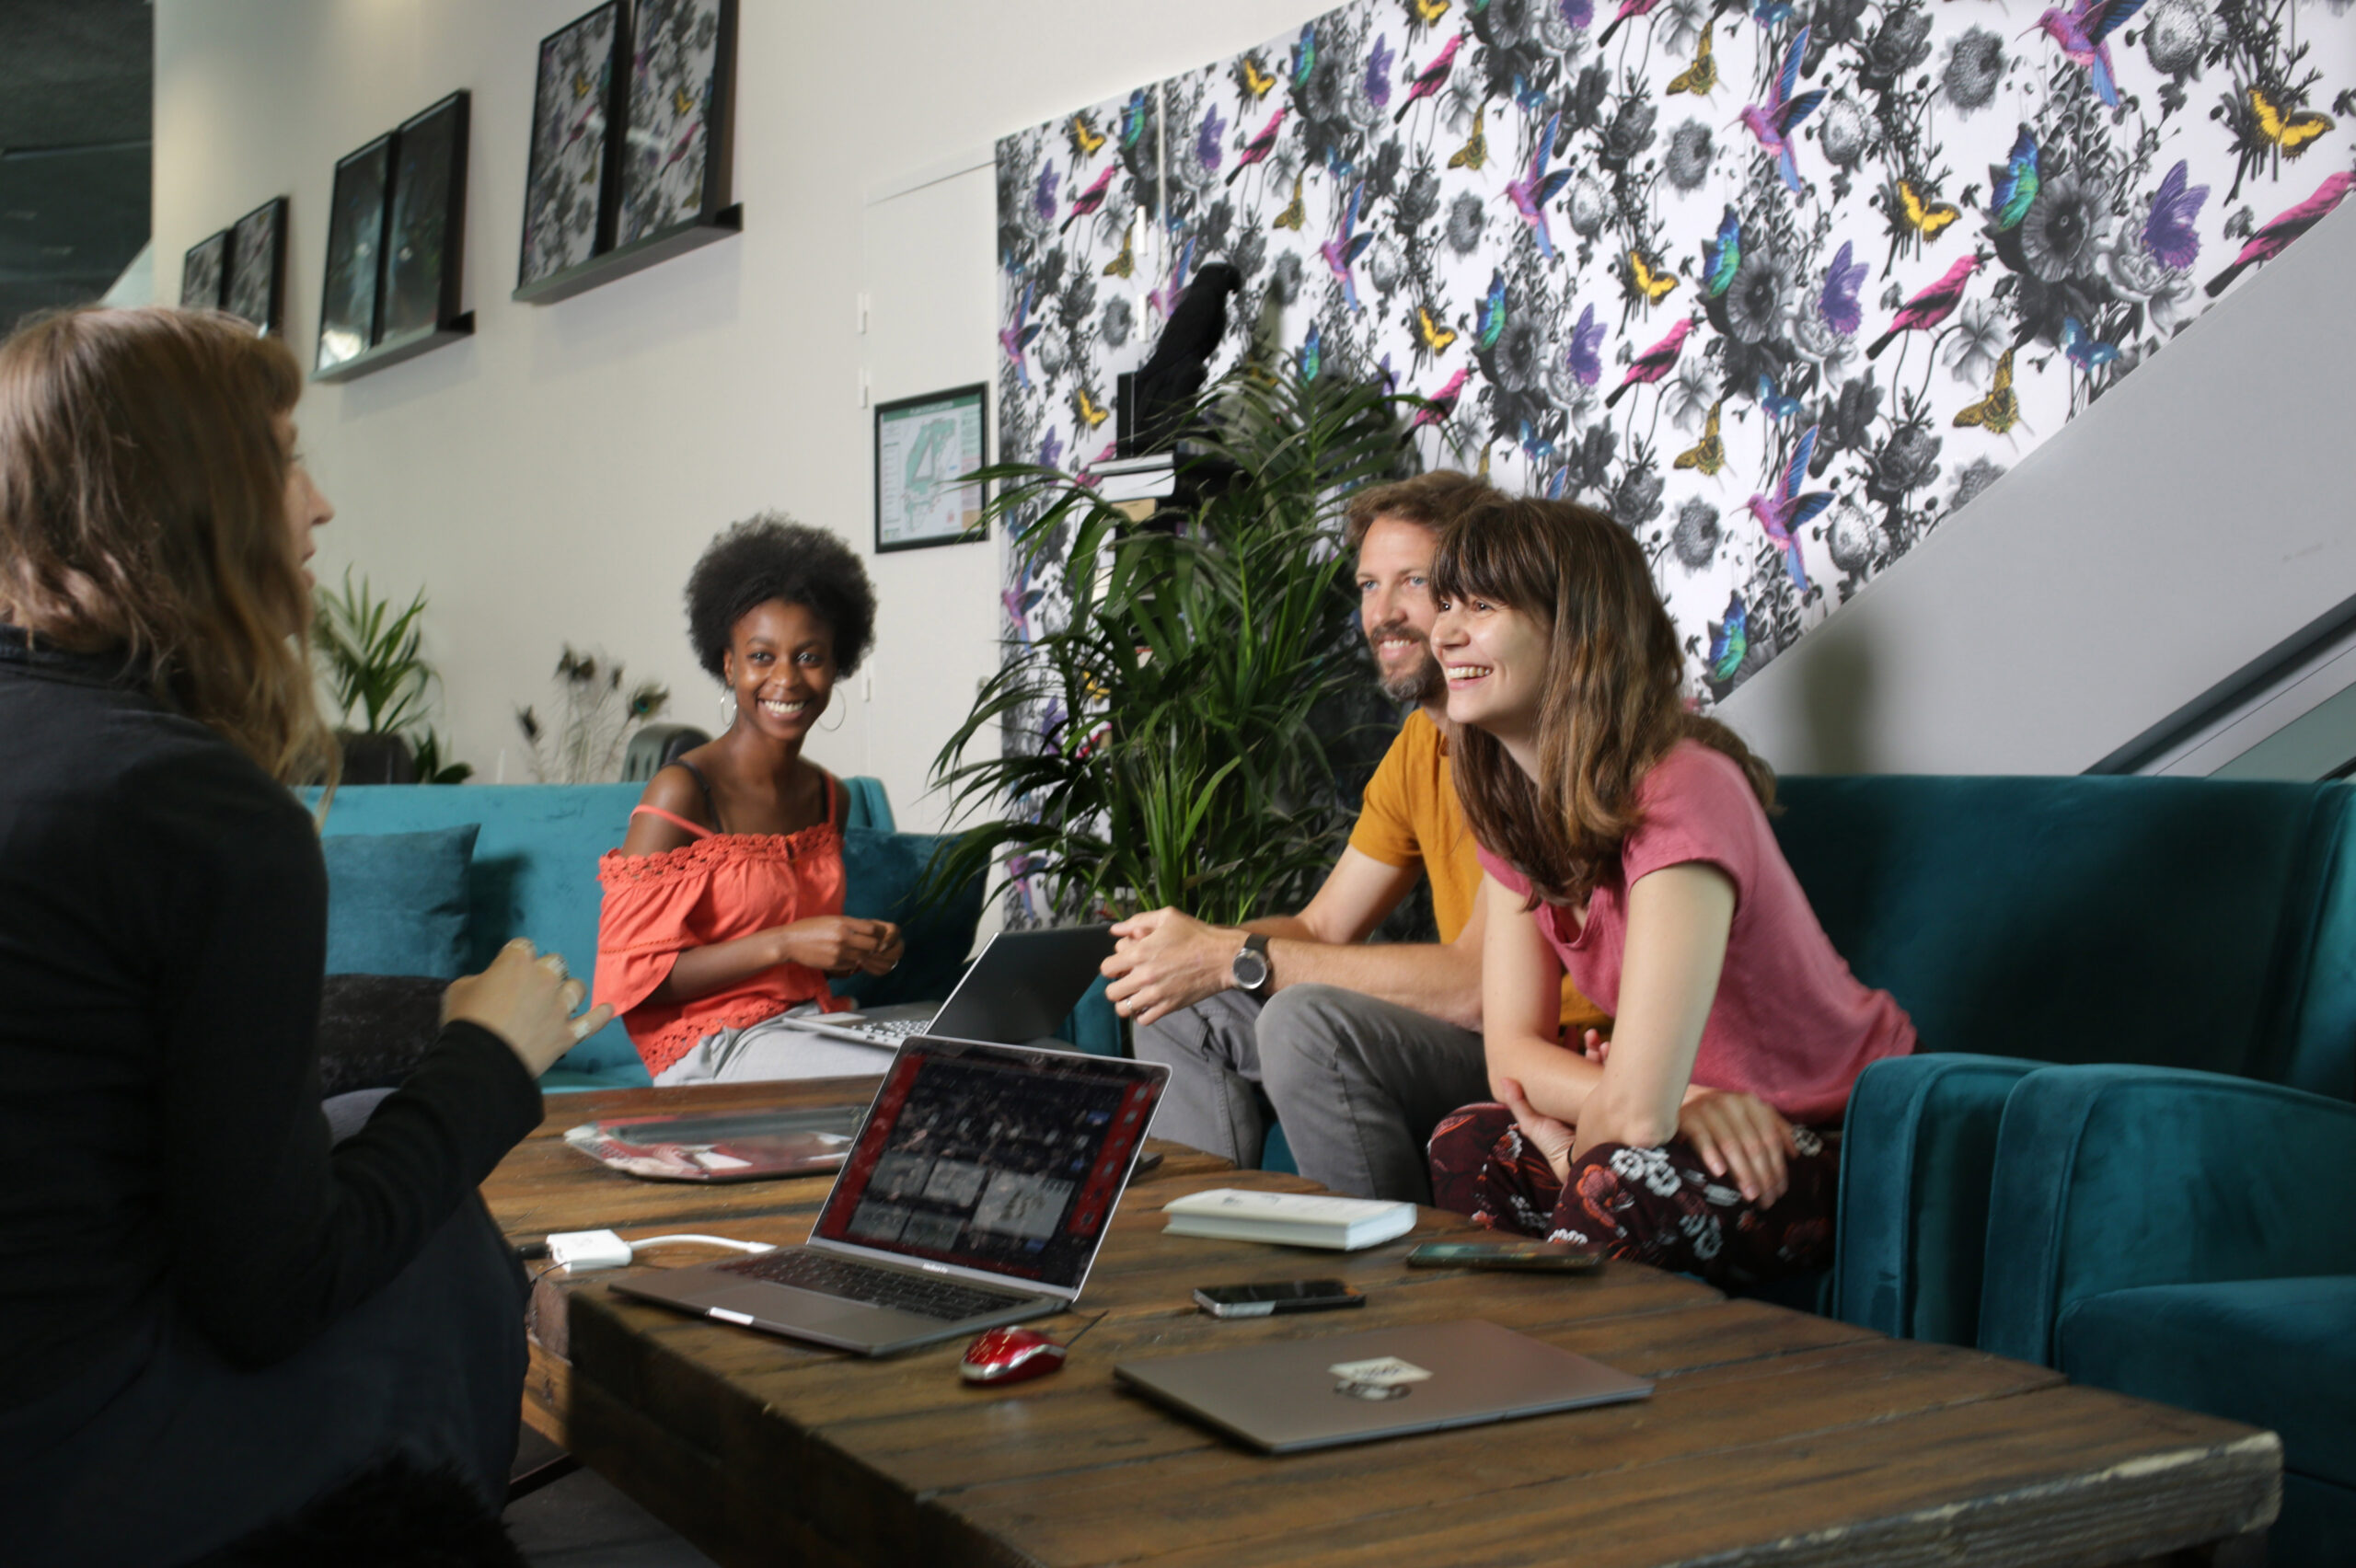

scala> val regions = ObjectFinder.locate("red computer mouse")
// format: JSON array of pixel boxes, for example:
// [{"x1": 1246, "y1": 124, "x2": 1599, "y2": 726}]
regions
[{"x1": 960, "y1": 1326, "x2": 1068, "y2": 1385}]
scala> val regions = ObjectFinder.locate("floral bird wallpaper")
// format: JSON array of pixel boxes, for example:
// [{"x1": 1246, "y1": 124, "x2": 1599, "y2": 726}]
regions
[{"x1": 996, "y1": 0, "x2": 2353, "y2": 700}]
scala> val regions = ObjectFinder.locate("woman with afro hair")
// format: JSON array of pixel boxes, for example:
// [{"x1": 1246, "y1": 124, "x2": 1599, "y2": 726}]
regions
[{"x1": 594, "y1": 514, "x2": 906, "y2": 1082}]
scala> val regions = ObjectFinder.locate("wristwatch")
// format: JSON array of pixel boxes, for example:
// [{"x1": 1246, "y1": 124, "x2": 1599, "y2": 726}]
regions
[{"x1": 1230, "y1": 933, "x2": 1273, "y2": 997}]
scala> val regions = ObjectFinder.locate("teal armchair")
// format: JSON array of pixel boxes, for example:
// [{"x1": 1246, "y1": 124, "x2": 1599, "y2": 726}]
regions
[{"x1": 1978, "y1": 1066, "x2": 2356, "y2": 1565}]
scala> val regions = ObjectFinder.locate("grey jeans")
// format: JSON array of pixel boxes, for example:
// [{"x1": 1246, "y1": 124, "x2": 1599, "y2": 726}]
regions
[{"x1": 1131, "y1": 984, "x2": 1490, "y2": 1204}]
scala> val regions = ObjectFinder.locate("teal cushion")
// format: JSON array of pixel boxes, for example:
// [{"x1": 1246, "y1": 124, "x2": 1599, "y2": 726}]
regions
[
  {"x1": 320, "y1": 825, "x2": 479, "y2": 979},
  {"x1": 834, "y1": 828, "x2": 985, "y2": 1011},
  {"x1": 2277, "y1": 1472, "x2": 2356, "y2": 1568},
  {"x1": 2059, "y1": 1276, "x2": 2356, "y2": 1493}
]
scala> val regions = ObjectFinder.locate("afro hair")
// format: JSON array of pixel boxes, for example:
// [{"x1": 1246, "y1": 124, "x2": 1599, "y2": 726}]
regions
[{"x1": 685, "y1": 513, "x2": 877, "y2": 680}]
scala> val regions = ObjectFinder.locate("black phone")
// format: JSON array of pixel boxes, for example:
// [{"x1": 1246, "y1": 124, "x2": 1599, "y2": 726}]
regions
[
  {"x1": 1405, "y1": 1239, "x2": 1605, "y2": 1273},
  {"x1": 1192, "y1": 1279, "x2": 1366, "y2": 1318}
]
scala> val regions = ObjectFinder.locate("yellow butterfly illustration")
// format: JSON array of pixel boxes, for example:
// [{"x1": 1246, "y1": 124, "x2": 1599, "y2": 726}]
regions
[
  {"x1": 1667, "y1": 26, "x2": 1715, "y2": 98},
  {"x1": 1476, "y1": 442, "x2": 1491, "y2": 480},
  {"x1": 1952, "y1": 349, "x2": 2019, "y2": 433},
  {"x1": 672, "y1": 86, "x2": 697, "y2": 119},
  {"x1": 1068, "y1": 112, "x2": 1106, "y2": 160},
  {"x1": 1272, "y1": 175, "x2": 1307, "y2": 232},
  {"x1": 1075, "y1": 387, "x2": 1110, "y2": 429},
  {"x1": 1448, "y1": 110, "x2": 1488, "y2": 171},
  {"x1": 2251, "y1": 87, "x2": 2334, "y2": 156},
  {"x1": 1417, "y1": 306, "x2": 1458, "y2": 355},
  {"x1": 572, "y1": 72, "x2": 594, "y2": 100},
  {"x1": 1235, "y1": 53, "x2": 1276, "y2": 100},
  {"x1": 1673, "y1": 401, "x2": 1725, "y2": 475},
  {"x1": 1413, "y1": 0, "x2": 1453, "y2": 24},
  {"x1": 1629, "y1": 249, "x2": 1680, "y2": 306},
  {"x1": 1103, "y1": 225, "x2": 1135, "y2": 278},
  {"x1": 1897, "y1": 180, "x2": 1961, "y2": 239}
]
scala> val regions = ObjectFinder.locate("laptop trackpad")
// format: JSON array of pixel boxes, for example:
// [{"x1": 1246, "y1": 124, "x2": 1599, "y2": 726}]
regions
[{"x1": 703, "y1": 1283, "x2": 937, "y2": 1340}]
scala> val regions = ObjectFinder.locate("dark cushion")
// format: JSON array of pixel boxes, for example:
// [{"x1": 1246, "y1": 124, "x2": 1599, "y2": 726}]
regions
[
  {"x1": 321, "y1": 825, "x2": 479, "y2": 979},
  {"x1": 833, "y1": 828, "x2": 985, "y2": 1011},
  {"x1": 2058, "y1": 1275, "x2": 2356, "y2": 1492},
  {"x1": 316, "y1": 974, "x2": 446, "y2": 1097}
]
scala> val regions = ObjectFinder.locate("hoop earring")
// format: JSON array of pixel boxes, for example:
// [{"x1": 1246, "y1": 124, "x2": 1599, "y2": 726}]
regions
[
  {"x1": 818, "y1": 699, "x2": 845, "y2": 732},
  {"x1": 718, "y1": 690, "x2": 737, "y2": 729}
]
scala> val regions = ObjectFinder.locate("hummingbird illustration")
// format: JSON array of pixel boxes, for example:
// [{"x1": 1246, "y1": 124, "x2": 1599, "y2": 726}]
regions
[
  {"x1": 1703, "y1": 206, "x2": 1742, "y2": 299},
  {"x1": 1987, "y1": 127, "x2": 2040, "y2": 232},
  {"x1": 999, "y1": 282, "x2": 1043, "y2": 388},
  {"x1": 2024, "y1": 0, "x2": 2145, "y2": 110},
  {"x1": 1865, "y1": 252, "x2": 1984, "y2": 359},
  {"x1": 1322, "y1": 182, "x2": 1375, "y2": 310},
  {"x1": 1504, "y1": 112, "x2": 1576, "y2": 259},
  {"x1": 1738, "y1": 27, "x2": 1825, "y2": 196},
  {"x1": 1604, "y1": 317, "x2": 1695, "y2": 409},
  {"x1": 1742, "y1": 425, "x2": 1834, "y2": 594}
]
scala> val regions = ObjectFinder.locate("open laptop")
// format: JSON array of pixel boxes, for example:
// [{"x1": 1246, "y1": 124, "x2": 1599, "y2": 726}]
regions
[
  {"x1": 1114, "y1": 1320, "x2": 1652, "y2": 1453},
  {"x1": 613, "y1": 1035, "x2": 1167, "y2": 1355},
  {"x1": 786, "y1": 924, "x2": 1115, "y2": 1050}
]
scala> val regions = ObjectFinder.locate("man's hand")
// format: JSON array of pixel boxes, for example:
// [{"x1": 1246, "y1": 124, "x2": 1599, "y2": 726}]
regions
[{"x1": 1102, "y1": 908, "x2": 1243, "y2": 1028}]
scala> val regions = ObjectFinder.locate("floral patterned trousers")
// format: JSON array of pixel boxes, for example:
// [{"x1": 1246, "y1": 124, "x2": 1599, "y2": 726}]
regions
[{"x1": 1426, "y1": 1104, "x2": 1841, "y2": 1291}]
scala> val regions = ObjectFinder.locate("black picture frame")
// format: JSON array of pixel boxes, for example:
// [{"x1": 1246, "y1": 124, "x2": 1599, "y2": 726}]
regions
[
  {"x1": 225, "y1": 196, "x2": 288, "y2": 336},
  {"x1": 518, "y1": 3, "x2": 629, "y2": 289},
  {"x1": 316, "y1": 135, "x2": 392, "y2": 373},
  {"x1": 380, "y1": 91, "x2": 471, "y2": 348},
  {"x1": 615, "y1": 0, "x2": 735, "y2": 248},
  {"x1": 873, "y1": 384, "x2": 989, "y2": 554},
  {"x1": 181, "y1": 230, "x2": 228, "y2": 309}
]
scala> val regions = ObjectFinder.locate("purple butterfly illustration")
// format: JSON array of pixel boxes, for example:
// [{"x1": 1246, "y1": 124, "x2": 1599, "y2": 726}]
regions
[
  {"x1": 1819, "y1": 241, "x2": 1867, "y2": 335},
  {"x1": 1366, "y1": 36, "x2": 1395, "y2": 109},
  {"x1": 1038, "y1": 426, "x2": 1063, "y2": 471},
  {"x1": 1196, "y1": 105, "x2": 1227, "y2": 172},
  {"x1": 1560, "y1": 0, "x2": 1594, "y2": 29},
  {"x1": 1566, "y1": 304, "x2": 1605, "y2": 386},
  {"x1": 1033, "y1": 159, "x2": 1057, "y2": 225},
  {"x1": 2142, "y1": 160, "x2": 2209, "y2": 271}
]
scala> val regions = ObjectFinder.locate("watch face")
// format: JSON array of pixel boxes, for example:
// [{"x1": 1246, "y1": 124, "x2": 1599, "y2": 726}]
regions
[{"x1": 1232, "y1": 951, "x2": 1270, "y2": 991}]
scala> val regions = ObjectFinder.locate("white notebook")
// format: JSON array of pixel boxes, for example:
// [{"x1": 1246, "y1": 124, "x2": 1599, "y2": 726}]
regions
[{"x1": 1161, "y1": 1188, "x2": 1417, "y2": 1251}]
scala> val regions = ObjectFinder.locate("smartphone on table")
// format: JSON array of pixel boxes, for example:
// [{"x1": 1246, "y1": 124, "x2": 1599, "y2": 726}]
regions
[
  {"x1": 1192, "y1": 1279, "x2": 1366, "y2": 1318},
  {"x1": 1404, "y1": 1239, "x2": 1605, "y2": 1273}
]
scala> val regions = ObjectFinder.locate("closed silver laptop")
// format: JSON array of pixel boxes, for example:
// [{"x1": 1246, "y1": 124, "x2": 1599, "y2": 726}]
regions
[
  {"x1": 1114, "y1": 1319, "x2": 1652, "y2": 1452},
  {"x1": 613, "y1": 1035, "x2": 1166, "y2": 1355},
  {"x1": 785, "y1": 924, "x2": 1115, "y2": 1050}
]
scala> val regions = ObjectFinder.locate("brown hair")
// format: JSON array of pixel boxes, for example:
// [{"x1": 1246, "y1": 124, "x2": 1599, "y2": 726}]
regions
[
  {"x1": 0, "y1": 306, "x2": 336, "y2": 785},
  {"x1": 1343, "y1": 468, "x2": 1494, "y2": 553},
  {"x1": 1432, "y1": 492, "x2": 1773, "y2": 907}
]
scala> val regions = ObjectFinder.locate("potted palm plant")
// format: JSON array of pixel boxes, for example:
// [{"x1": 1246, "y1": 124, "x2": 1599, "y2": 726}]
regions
[
  {"x1": 926, "y1": 363, "x2": 1416, "y2": 924},
  {"x1": 314, "y1": 572, "x2": 470, "y2": 784}
]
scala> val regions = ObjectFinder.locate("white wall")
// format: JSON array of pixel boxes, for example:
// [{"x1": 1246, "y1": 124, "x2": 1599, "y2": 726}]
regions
[{"x1": 154, "y1": 0, "x2": 1329, "y2": 825}]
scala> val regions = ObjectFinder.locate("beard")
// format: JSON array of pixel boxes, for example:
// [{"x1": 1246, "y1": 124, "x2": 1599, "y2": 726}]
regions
[{"x1": 1369, "y1": 619, "x2": 1443, "y2": 706}]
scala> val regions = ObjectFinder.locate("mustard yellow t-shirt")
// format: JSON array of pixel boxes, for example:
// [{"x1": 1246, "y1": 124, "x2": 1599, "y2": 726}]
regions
[{"x1": 1347, "y1": 709, "x2": 1610, "y2": 1033}]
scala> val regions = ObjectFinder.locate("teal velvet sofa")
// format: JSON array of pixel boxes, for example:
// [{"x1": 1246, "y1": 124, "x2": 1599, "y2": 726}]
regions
[{"x1": 313, "y1": 778, "x2": 999, "y2": 1089}]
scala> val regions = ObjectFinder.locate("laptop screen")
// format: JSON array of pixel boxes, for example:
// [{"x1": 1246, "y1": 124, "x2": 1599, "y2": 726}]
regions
[{"x1": 814, "y1": 1038, "x2": 1161, "y2": 1290}]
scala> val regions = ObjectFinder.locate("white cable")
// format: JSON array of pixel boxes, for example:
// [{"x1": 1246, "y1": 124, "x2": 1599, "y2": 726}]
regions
[
  {"x1": 627, "y1": 1234, "x2": 777, "y2": 1253},
  {"x1": 543, "y1": 1229, "x2": 775, "y2": 1273}
]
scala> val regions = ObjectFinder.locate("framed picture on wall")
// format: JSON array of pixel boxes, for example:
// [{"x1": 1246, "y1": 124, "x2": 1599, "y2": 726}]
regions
[
  {"x1": 874, "y1": 384, "x2": 988, "y2": 553},
  {"x1": 518, "y1": 3, "x2": 628, "y2": 288},
  {"x1": 317, "y1": 135, "x2": 392, "y2": 371},
  {"x1": 615, "y1": 0, "x2": 735, "y2": 247},
  {"x1": 225, "y1": 196, "x2": 287, "y2": 335},
  {"x1": 181, "y1": 230, "x2": 228, "y2": 309},
  {"x1": 380, "y1": 91, "x2": 470, "y2": 346}
]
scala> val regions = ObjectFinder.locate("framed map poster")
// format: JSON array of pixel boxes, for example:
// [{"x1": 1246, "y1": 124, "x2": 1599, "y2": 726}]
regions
[{"x1": 873, "y1": 383, "x2": 987, "y2": 553}]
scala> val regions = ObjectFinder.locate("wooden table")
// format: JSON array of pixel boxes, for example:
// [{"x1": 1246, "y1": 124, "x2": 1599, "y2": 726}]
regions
[{"x1": 485, "y1": 1080, "x2": 2281, "y2": 1568}]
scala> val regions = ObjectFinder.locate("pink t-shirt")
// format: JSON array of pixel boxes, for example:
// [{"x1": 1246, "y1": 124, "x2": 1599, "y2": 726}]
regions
[{"x1": 1476, "y1": 741, "x2": 1913, "y2": 1124}]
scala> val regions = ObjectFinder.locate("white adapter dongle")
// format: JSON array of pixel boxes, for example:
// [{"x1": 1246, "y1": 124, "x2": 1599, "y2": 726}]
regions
[{"x1": 546, "y1": 1229, "x2": 635, "y2": 1273}]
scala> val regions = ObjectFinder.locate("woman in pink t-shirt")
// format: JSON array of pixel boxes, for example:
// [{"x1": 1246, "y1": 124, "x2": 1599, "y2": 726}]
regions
[{"x1": 1421, "y1": 492, "x2": 1913, "y2": 1287}]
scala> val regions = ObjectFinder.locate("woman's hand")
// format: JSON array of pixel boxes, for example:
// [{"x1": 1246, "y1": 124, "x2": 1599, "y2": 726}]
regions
[
  {"x1": 1496, "y1": 1077, "x2": 1576, "y2": 1186},
  {"x1": 773, "y1": 917, "x2": 903, "y2": 978},
  {"x1": 444, "y1": 940, "x2": 613, "y2": 1078},
  {"x1": 1678, "y1": 1090, "x2": 1798, "y2": 1206}
]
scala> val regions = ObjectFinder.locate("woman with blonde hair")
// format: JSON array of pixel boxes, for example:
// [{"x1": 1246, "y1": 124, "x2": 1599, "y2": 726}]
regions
[
  {"x1": 0, "y1": 306, "x2": 602, "y2": 1562},
  {"x1": 1423, "y1": 493, "x2": 1914, "y2": 1288}
]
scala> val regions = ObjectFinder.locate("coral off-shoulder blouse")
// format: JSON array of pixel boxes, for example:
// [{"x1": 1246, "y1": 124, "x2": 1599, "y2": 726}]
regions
[{"x1": 593, "y1": 774, "x2": 853, "y2": 1077}]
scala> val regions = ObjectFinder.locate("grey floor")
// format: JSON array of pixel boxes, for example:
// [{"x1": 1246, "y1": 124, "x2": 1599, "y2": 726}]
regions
[{"x1": 506, "y1": 1427, "x2": 718, "y2": 1568}]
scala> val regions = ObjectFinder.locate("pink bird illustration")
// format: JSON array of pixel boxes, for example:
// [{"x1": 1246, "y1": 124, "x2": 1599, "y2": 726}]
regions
[
  {"x1": 1504, "y1": 112, "x2": 1576, "y2": 260},
  {"x1": 1865, "y1": 252, "x2": 1985, "y2": 359},
  {"x1": 1060, "y1": 167, "x2": 1116, "y2": 233},
  {"x1": 1598, "y1": 0, "x2": 1660, "y2": 47},
  {"x1": 1603, "y1": 317, "x2": 1695, "y2": 409},
  {"x1": 2205, "y1": 171, "x2": 2353, "y2": 297},
  {"x1": 1409, "y1": 368, "x2": 1469, "y2": 428},
  {"x1": 1322, "y1": 182, "x2": 1375, "y2": 311},
  {"x1": 999, "y1": 282, "x2": 1043, "y2": 388},
  {"x1": 1394, "y1": 35, "x2": 1463, "y2": 124},
  {"x1": 1225, "y1": 108, "x2": 1287, "y2": 187},
  {"x1": 1738, "y1": 26, "x2": 1825, "y2": 196},
  {"x1": 2024, "y1": 0, "x2": 2144, "y2": 110},
  {"x1": 1743, "y1": 425, "x2": 1834, "y2": 594}
]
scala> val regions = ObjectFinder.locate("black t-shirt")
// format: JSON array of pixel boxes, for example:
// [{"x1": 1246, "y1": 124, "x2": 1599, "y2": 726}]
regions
[{"x1": 0, "y1": 628, "x2": 541, "y2": 1407}]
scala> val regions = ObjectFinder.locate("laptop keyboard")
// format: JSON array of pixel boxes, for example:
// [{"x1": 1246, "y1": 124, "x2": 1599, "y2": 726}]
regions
[
  {"x1": 718, "y1": 1249, "x2": 1036, "y2": 1321},
  {"x1": 837, "y1": 1016, "x2": 934, "y2": 1043}
]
